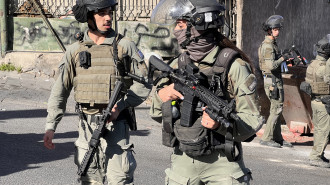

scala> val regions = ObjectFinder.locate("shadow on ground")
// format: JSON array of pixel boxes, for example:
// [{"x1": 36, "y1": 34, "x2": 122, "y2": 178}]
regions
[
  {"x1": 0, "y1": 131, "x2": 78, "y2": 176},
  {"x1": 0, "y1": 109, "x2": 77, "y2": 120}
]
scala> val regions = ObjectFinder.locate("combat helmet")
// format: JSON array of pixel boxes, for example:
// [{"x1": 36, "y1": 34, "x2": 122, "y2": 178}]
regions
[
  {"x1": 150, "y1": 0, "x2": 225, "y2": 31},
  {"x1": 262, "y1": 15, "x2": 284, "y2": 31},
  {"x1": 151, "y1": 0, "x2": 225, "y2": 48},
  {"x1": 72, "y1": 0, "x2": 117, "y2": 23},
  {"x1": 314, "y1": 34, "x2": 330, "y2": 59}
]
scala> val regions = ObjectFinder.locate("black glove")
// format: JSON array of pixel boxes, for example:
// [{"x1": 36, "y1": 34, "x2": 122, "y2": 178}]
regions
[
  {"x1": 282, "y1": 53, "x2": 291, "y2": 61},
  {"x1": 282, "y1": 49, "x2": 292, "y2": 61}
]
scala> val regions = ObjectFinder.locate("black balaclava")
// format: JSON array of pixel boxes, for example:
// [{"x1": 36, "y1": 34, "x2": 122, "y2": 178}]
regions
[{"x1": 174, "y1": 26, "x2": 216, "y2": 62}]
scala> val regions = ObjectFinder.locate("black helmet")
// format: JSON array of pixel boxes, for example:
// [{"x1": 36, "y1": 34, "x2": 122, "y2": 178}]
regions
[
  {"x1": 262, "y1": 15, "x2": 284, "y2": 31},
  {"x1": 150, "y1": 0, "x2": 225, "y2": 31},
  {"x1": 72, "y1": 0, "x2": 117, "y2": 23},
  {"x1": 315, "y1": 34, "x2": 330, "y2": 58}
]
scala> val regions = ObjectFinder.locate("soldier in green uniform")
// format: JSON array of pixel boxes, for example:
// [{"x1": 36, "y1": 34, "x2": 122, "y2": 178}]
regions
[
  {"x1": 303, "y1": 35, "x2": 330, "y2": 168},
  {"x1": 149, "y1": 0, "x2": 264, "y2": 184},
  {"x1": 43, "y1": 0, "x2": 151, "y2": 184},
  {"x1": 258, "y1": 15, "x2": 293, "y2": 148}
]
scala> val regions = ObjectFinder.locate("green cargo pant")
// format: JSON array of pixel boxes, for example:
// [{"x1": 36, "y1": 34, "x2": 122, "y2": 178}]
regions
[
  {"x1": 74, "y1": 114, "x2": 136, "y2": 185},
  {"x1": 309, "y1": 100, "x2": 330, "y2": 160},
  {"x1": 261, "y1": 77, "x2": 284, "y2": 142},
  {"x1": 165, "y1": 147, "x2": 251, "y2": 185}
]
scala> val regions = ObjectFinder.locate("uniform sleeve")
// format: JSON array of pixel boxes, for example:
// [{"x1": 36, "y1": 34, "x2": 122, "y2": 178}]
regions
[
  {"x1": 116, "y1": 39, "x2": 152, "y2": 111},
  {"x1": 149, "y1": 78, "x2": 171, "y2": 122},
  {"x1": 325, "y1": 58, "x2": 330, "y2": 85},
  {"x1": 149, "y1": 59, "x2": 178, "y2": 122},
  {"x1": 45, "y1": 45, "x2": 76, "y2": 131},
  {"x1": 215, "y1": 59, "x2": 264, "y2": 142},
  {"x1": 262, "y1": 43, "x2": 284, "y2": 71}
]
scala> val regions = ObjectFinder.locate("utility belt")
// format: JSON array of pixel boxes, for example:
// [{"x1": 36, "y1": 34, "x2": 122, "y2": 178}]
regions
[
  {"x1": 75, "y1": 103, "x2": 137, "y2": 131},
  {"x1": 265, "y1": 74, "x2": 283, "y2": 101}
]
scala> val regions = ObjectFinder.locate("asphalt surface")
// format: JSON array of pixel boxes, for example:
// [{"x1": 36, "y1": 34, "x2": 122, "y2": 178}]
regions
[{"x1": 0, "y1": 71, "x2": 329, "y2": 185}]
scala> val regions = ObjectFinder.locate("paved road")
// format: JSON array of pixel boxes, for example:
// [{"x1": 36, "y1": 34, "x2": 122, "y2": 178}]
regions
[{"x1": 0, "y1": 71, "x2": 329, "y2": 185}]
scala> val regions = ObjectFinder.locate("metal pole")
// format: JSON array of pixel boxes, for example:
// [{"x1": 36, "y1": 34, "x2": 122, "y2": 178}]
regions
[
  {"x1": 119, "y1": 0, "x2": 123, "y2": 21},
  {"x1": 0, "y1": 0, "x2": 7, "y2": 58},
  {"x1": 31, "y1": 0, "x2": 66, "y2": 52}
]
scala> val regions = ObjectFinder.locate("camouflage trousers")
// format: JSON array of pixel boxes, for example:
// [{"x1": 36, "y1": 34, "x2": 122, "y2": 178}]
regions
[
  {"x1": 310, "y1": 100, "x2": 330, "y2": 160},
  {"x1": 165, "y1": 146, "x2": 252, "y2": 185},
  {"x1": 261, "y1": 77, "x2": 284, "y2": 142},
  {"x1": 74, "y1": 114, "x2": 136, "y2": 185}
]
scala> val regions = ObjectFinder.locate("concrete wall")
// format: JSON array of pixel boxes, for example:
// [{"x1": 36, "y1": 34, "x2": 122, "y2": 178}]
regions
[
  {"x1": 241, "y1": 0, "x2": 330, "y2": 64},
  {"x1": 239, "y1": 0, "x2": 330, "y2": 131},
  {"x1": 9, "y1": 17, "x2": 87, "y2": 51}
]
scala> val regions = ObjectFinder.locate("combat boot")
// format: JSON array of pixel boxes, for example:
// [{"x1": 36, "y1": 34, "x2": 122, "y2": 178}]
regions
[
  {"x1": 276, "y1": 140, "x2": 293, "y2": 148},
  {"x1": 308, "y1": 158, "x2": 330, "y2": 168},
  {"x1": 259, "y1": 140, "x2": 281, "y2": 148},
  {"x1": 321, "y1": 156, "x2": 329, "y2": 163}
]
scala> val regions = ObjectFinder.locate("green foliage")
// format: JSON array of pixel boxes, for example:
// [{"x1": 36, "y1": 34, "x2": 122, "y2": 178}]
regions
[{"x1": 0, "y1": 63, "x2": 22, "y2": 73}]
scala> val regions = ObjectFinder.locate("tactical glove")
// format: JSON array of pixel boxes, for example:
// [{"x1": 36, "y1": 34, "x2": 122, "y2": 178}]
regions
[
  {"x1": 282, "y1": 53, "x2": 291, "y2": 61},
  {"x1": 281, "y1": 49, "x2": 292, "y2": 61}
]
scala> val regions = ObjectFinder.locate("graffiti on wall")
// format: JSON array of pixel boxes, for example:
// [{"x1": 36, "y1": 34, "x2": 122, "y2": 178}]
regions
[
  {"x1": 14, "y1": 19, "x2": 86, "y2": 50},
  {"x1": 13, "y1": 18, "x2": 179, "y2": 56},
  {"x1": 15, "y1": 21, "x2": 48, "y2": 46},
  {"x1": 120, "y1": 23, "x2": 179, "y2": 56},
  {"x1": 58, "y1": 22, "x2": 84, "y2": 45}
]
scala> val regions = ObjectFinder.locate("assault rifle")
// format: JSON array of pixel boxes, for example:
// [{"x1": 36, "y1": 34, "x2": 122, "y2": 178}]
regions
[
  {"x1": 283, "y1": 45, "x2": 308, "y2": 66},
  {"x1": 77, "y1": 81, "x2": 123, "y2": 176},
  {"x1": 290, "y1": 45, "x2": 308, "y2": 65},
  {"x1": 148, "y1": 55, "x2": 242, "y2": 161}
]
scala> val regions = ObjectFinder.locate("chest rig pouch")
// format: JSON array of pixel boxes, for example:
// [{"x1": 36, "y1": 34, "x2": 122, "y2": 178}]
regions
[
  {"x1": 305, "y1": 60, "x2": 330, "y2": 95},
  {"x1": 162, "y1": 48, "x2": 241, "y2": 160},
  {"x1": 74, "y1": 33, "x2": 137, "y2": 130}
]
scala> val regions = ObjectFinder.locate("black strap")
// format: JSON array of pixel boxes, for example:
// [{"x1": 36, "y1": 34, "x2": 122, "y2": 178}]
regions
[
  {"x1": 75, "y1": 103, "x2": 87, "y2": 123},
  {"x1": 75, "y1": 103, "x2": 88, "y2": 140},
  {"x1": 162, "y1": 101, "x2": 174, "y2": 133},
  {"x1": 112, "y1": 33, "x2": 124, "y2": 65}
]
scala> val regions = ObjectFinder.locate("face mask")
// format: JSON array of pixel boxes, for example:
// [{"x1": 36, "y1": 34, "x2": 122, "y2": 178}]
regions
[
  {"x1": 186, "y1": 27, "x2": 216, "y2": 62},
  {"x1": 173, "y1": 29, "x2": 187, "y2": 46}
]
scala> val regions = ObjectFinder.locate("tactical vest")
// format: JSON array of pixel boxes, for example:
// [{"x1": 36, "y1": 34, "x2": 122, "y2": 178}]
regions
[
  {"x1": 73, "y1": 36, "x2": 130, "y2": 106},
  {"x1": 162, "y1": 48, "x2": 240, "y2": 159},
  {"x1": 258, "y1": 39, "x2": 281, "y2": 74},
  {"x1": 305, "y1": 59, "x2": 330, "y2": 95}
]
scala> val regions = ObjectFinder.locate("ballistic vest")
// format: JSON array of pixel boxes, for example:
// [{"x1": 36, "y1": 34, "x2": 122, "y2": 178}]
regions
[
  {"x1": 165, "y1": 48, "x2": 240, "y2": 159},
  {"x1": 73, "y1": 38, "x2": 128, "y2": 106},
  {"x1": 258, "y1": 37, "x2": 281, "y2": 74},
  {"x1": 305, "y1": 59, "x2": 330, "y2": 95}
]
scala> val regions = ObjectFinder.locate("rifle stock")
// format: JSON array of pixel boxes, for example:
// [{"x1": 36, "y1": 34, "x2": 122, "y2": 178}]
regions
[{"x1": 77, "y1": 81, "x2": 123, "y2": 176}]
